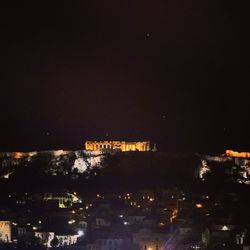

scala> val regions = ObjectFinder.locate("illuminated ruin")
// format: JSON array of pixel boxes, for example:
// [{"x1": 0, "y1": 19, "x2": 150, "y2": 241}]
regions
[
  {"x1": 225, "y1": 150, "x2": 250, "y2": 158},
  {"x1": 0, "y1": 221, "x2": 11, "y2": 242},
  {"x1": 85, "y1": 141, "x2": 151, "y2": 152}
]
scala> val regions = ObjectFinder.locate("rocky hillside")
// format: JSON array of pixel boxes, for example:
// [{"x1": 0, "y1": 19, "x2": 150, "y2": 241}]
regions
[
  {"x1": 0, "y1": 150, "x2": 105, "y2": 178},
  {"x1": 0, "y1": 150, "x2": 249, "y2": 196}
]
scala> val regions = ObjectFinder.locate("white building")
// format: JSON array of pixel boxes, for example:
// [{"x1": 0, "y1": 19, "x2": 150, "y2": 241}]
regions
[
  {"x1": 56, "y1": 234, "x2": 78, "y2": 247},
  {"x1": 35, "y1": 230, "x2": 79, "y2": 248},
  {"x1": 35, "y1": 231, "x2": 55, "y2": 247}
]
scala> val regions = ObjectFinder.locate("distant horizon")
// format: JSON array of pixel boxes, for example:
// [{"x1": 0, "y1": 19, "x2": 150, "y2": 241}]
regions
[
  {"x1": 0, "y1": 146, "x2": 241, "y2": 156},
  {"x1": 0, "y1": 137, "x2": 248, "y2": 155}
]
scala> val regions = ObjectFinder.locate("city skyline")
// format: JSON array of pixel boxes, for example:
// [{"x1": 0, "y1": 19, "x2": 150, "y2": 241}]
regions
[{"x1": 0, "y1": 2, "x2": 250, "y2": 249}]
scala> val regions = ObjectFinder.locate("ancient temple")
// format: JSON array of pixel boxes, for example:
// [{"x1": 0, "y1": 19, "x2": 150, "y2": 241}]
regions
[{"x1": 85, "y1": 141, "x2": 151, "y2": 152}]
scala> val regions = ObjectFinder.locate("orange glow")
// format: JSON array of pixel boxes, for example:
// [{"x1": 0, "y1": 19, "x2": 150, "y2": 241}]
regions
[
  {"x1": 225, "y1": 150, "x2": 250, "y2": 158},
  {"x1": 14, "y1": 152, "x2": 23, "y2": 159},
  {"x1": 196, "y1": 203, "x2": 203, "y2": 208},
  {"x1": 170, "y1": 208, "x2": 178, "y2": 223},
  {"x1": 85, "y1": 140, "x2": 151, "y2": 151}
]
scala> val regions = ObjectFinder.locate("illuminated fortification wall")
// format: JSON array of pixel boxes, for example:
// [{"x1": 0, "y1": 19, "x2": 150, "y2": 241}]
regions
[
  {"x1": 0, "y1": 221, "x2": 11, "y2": 242},
  {"x1": 225, "y1": 150, "x2": 250, "y2": 158},
  {"x1": 85, "y1": 141, "x2": 151, "y2": 152}
]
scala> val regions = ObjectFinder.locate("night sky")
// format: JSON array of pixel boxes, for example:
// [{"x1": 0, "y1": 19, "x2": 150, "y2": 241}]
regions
[{"x1": 0, "y1": 1, "x2": 249, "y2": 153}]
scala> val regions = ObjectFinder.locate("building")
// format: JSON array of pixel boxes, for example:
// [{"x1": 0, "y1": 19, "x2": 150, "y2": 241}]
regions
[
  {"x1": 56, "y1": 233, "x2": 78, "y2": 247},
  {"x1": 86, "y1": 233, "x2": 133, "y2": 250},
  {"x1": 225, "y1": 150, "x2": 250, "y2": 158},
  {"x1": 41, "y1": 192, "x2": 82, "y2": 208},
  {"x1": 85, "y1": 141, "x2": 151, "y2": 152},
  {"x1": 0, "y1": 221, "x2": 11, "y2": 242},
  {"x1": 93, "y1": 238, "x2": 132, "y2": 250},
  {"x1": 35, "y1": 231, "x2": 55, "y2": 248},
  {"x1": 35, "y1": 230, "x2": 79, "y2": 247},
  {"x1": 95, "y1": 218, "x2": 111, "y2": 228}
]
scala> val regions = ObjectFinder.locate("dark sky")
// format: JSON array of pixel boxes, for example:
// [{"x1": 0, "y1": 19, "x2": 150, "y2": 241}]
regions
[{"x1": 0, "y1": 1, "x2": 249, "y2": 153}]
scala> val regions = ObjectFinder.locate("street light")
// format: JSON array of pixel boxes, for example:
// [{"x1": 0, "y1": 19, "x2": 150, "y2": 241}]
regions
[{"x1": 78, "y1": 230, "x2": 84, "y2": 236}]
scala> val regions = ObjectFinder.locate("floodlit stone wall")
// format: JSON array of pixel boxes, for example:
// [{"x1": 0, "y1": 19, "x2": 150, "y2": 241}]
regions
[
  {"x1": 0, "y1": 221, "x2": 11, "y2": 242},
  {"x1": 85, "y1": 141, "x2": 151, "y2": 152},
  {"x1": 225, "y1": 150, "x2": 250, "y2": 158}
]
